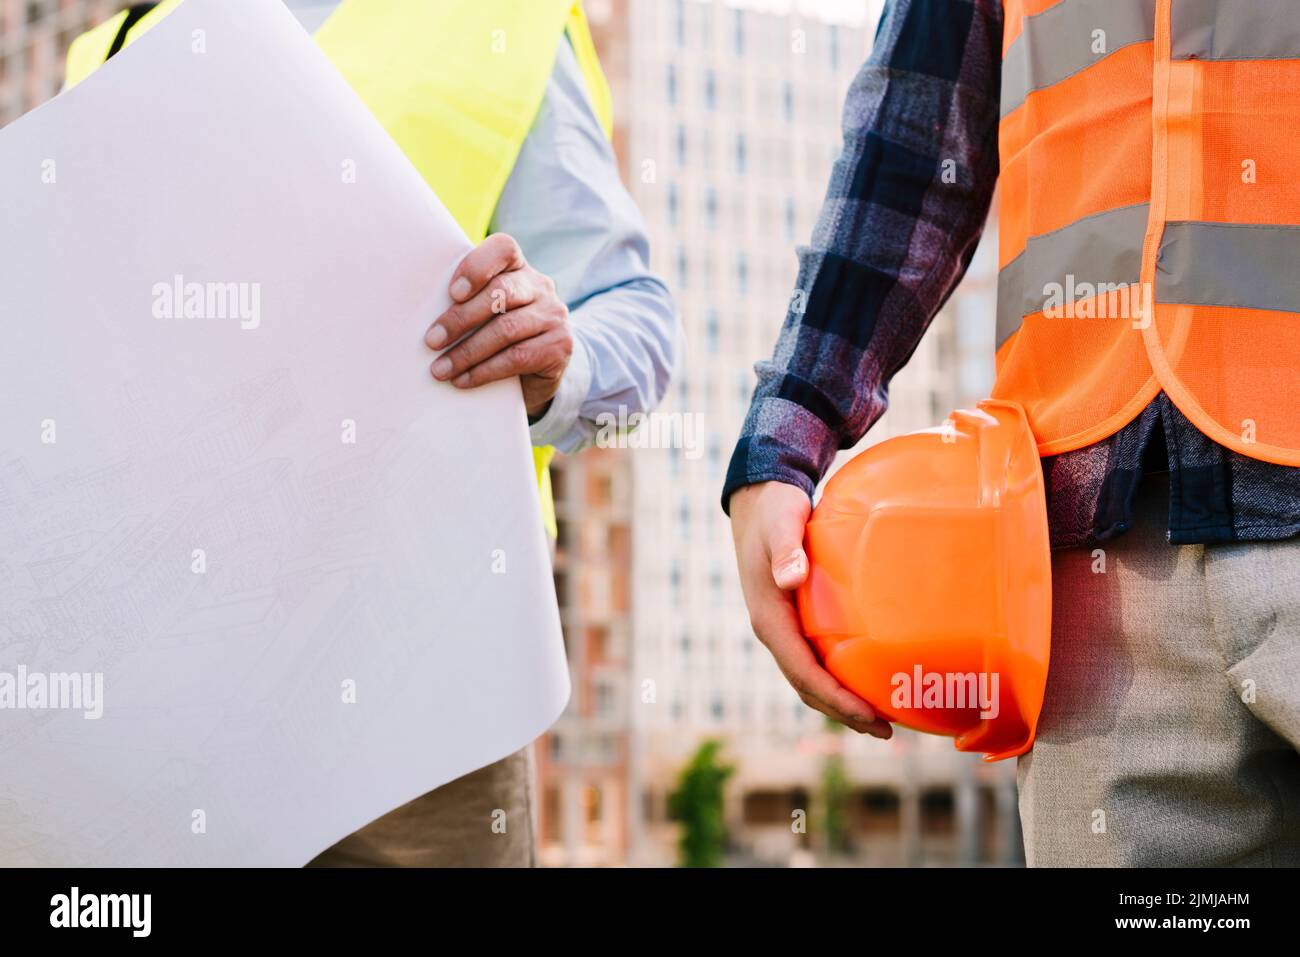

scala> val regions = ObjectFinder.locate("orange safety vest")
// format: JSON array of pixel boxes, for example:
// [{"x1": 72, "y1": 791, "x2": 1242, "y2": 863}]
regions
[{"x1": 992, "y1": 0, "x2": 1300, "y2": 465}]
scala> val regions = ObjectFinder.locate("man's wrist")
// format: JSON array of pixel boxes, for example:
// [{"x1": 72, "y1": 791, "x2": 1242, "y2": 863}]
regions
[
  {"x1": 722, "y1": 469, "x2": 816, "y2": 518},
  {"x1": 722, "y1": 395, "x2": 841, "y2": 515},
  {"x1": 528, "y1": 337, "x2": 591, "y2": 448}
]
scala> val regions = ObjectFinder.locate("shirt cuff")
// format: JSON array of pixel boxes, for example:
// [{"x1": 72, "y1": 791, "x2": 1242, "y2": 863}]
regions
[
  {"x1": 720, "y1": 394, "x2": 840, "y2": 515},
  {"x1": 528, "y1": 336, "x2": 592, "y2": 449}
]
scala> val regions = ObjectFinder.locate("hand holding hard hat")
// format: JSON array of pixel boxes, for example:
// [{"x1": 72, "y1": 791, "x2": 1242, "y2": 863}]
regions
[
  {"x1": 729, "y1": 481, "x2": 893, "y2": 738},
  {"x1": 796, "y1": 400, "x2": 1052, "y2": 761}
]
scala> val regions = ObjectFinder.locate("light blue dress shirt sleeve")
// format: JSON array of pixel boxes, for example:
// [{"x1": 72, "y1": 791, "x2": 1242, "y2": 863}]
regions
[{"x1": 490, "y1": 38, "x2": 679, "y2": 454}]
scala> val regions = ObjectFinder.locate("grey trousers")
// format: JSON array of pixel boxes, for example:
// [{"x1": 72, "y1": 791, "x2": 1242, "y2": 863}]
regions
[
  {"x1": 306, "y1": 746, "x2": 536, "y2": 867},
  {"x1": 1019, "y1": 476, "x2": 1300, "y2": 866}
]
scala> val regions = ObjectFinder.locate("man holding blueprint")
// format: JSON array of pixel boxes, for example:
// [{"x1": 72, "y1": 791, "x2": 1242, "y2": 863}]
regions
[{"x1": 0, "y1": 0, "x2": 675, "y2": 867}]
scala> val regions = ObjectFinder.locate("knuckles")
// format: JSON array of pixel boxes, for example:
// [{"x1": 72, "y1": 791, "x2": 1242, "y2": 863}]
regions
[
  {"x1": 440, "y1": 258, "x2": 571, "y2": 379},
  {"x1": 545, "y1": 299, "x2": 570, "y2": 327},
  {"x1": 494, "y1": 311, "x2": 522, "y2": 342},
  {"x1": 497, "y1": 233, "x2": 524, "y2": 263},
  {"x1": 482, "y1": 234, "x2": 525, "y2": 275},
  {"x1": 507, "y1": 341, "x2": 535, "y2": 368},
  {"x1": 554, "y1": 326, "x2": 574, "y2": 358},
  {"x1": 489, "y1": 275, "x2": 516, "y2": 308},
  {"x1": 460, "y1": 234, "x2": 523, "y2": 291}
]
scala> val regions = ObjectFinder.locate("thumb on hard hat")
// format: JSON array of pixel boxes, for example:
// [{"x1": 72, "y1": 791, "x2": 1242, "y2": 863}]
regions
[{"x1": 771, "y1": 542, "x2": 808, "y2": 591}]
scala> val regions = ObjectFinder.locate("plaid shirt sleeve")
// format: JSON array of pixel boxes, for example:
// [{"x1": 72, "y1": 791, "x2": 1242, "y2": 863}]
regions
[{"x1": 722, "y1": 0, "x2": 1003, "y2": 512}]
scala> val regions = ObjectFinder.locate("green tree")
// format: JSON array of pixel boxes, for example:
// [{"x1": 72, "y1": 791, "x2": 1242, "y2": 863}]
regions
[
  {"x1": 667, "y1": 739, "x2": 735, "y2": 867},
  {"x1": 819, "y1": 753, "x2": 853, "y2": 855},
  {"x1": 818, "y1": 719, "x2": 853, "y2": 856}
]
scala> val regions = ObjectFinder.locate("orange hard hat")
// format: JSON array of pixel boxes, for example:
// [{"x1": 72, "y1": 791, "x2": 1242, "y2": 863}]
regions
[{"x1": 796, "y1": 399, "x2": 1051, "y2": 761}]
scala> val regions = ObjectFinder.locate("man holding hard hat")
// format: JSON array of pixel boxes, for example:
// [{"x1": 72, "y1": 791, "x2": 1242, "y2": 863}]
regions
[{"x1": 725, "y1": 0, "x2": 1300, "y2": 866}]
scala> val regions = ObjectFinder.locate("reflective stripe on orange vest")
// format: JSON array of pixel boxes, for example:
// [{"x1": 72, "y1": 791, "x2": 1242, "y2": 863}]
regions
[
  {"x1": 1171, "y1": 0, "x2": 1300, "y2": 60},
  {"x1": 993, "y1": 0, "x2": 1300, "y2": 465},
  {"x1": 996, "y1": 203, "x2": 1148, "y2": 349},
  {"x1": 1000, "y1": 0, "x2": 1157, "y2": 117}
]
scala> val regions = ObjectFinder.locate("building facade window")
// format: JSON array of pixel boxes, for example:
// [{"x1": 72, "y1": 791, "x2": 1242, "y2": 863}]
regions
[
  {"x1": 707, "y1": 432, "x2": 721, "y2": 472},
  {"x1": 709, "y1": 561, "x2": 724, "y2": 597},
  {"x1": 737, "y1": 371, "x2": 753, "y2": 407}
]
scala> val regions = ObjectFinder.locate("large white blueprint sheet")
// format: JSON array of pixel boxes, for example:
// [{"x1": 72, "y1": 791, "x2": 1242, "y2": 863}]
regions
[{"x1": 0, "y1": 0, "x2": 569, "y2": 865}]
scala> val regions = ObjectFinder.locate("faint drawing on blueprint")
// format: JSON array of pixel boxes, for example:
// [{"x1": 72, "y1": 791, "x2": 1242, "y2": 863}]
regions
[{"x1": 0, "y1": 0, "x2": 568, "y2": 866}]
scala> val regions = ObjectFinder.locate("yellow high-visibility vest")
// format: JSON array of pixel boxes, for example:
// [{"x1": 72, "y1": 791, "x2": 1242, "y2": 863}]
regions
[{"x1": 65, "y1": 0, "x2": 616, "y2": 538}]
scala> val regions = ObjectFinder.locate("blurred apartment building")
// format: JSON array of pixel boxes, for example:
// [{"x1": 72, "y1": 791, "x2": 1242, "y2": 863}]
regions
[
  {"x1": 3, "y1": 0, "x2": 1020, "y2": 868},
  {"x1": 0, "y1": 0, "x2": 121, "y2": 125},
  {"x1": 553, "y1": 0, "x2": 1021, "y2": 867}
]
